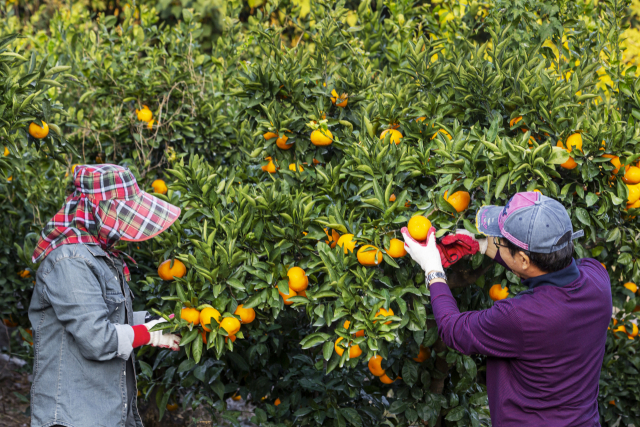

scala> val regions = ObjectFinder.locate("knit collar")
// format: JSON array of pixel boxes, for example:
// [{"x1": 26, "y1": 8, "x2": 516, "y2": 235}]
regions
[{"x1": 522, "y1": 259, "x2": 579, "y2": 289}]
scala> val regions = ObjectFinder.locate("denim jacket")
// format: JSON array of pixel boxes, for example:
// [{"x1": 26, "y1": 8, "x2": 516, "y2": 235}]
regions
[{"x1": 29, "y1": 244, "x2": 146, "y2": 427}]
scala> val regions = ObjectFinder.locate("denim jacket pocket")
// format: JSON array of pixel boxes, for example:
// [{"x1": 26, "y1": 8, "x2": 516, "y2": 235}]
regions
[{"x1": 105, "y1": 292, "x2": 125, "y2": 323}]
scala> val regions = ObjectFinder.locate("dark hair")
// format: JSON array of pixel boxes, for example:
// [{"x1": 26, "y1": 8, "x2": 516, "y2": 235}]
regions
[{"x1": 504, "y1": 238, "x2": 574, "y2": 273}]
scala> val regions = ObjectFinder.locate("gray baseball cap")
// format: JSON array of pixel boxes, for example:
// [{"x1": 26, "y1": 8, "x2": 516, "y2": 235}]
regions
[{"x1": 475, "y1": 191, "x2": 584, "y2": 254}]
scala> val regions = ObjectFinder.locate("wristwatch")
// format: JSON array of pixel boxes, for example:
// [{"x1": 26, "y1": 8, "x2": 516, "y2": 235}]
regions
[{"x1": 426, "y1": 271, "x2": 447, "y2": 288}]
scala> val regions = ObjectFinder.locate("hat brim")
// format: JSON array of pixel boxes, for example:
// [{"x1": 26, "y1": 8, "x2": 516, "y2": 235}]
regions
[
  {"x1": 475, "y1": 205, "x2": 504, "y2": 237},
  {"x1": 116, "y1": 191, "x2": 181, "y2": 242}
]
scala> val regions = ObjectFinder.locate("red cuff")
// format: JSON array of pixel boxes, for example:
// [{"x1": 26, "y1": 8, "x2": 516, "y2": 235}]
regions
[{"x1": 131, "y1": 325, "x2": 150, "y2": 348}]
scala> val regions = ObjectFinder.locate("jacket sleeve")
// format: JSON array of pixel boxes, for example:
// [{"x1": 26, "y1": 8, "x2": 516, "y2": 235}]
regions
[
  {"x1": 42, "y1": 256, "x2": 125, "y2": 361},
  {"x1": 430, "y1": 282, "x2": 524, "y2": 357}
]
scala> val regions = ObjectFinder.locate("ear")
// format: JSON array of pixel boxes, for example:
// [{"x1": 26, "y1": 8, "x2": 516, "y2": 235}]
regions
[{"x1": 518, "y1": 251, "x2": 531, "y2": 269}]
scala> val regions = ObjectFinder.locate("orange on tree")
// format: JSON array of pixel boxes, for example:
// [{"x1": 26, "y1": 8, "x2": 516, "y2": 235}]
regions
[
  {"x1": 147, "y1": 119, "x2": 155, "y2": 130},
  {"x1": 232, "y1": 393, "x2": 242, "y2": 401},
  {"x1": 380, "y1": 128, "x2": 403, "y2": 145},
  {"x1": 166, "y1": 403, "x2": 179, "y2": 412},
  {"x1": 556, "y1": 141, "x2": 578, "y2": 170},
  {"x1": 220, "y1": 317, "x2": 241, "y2": 335},
  {"x1": 3, "y1": 146, "x2": 8, "y2": 156},
  {"x1": 379, "y1": 373, "x2": 396, "y2": 384},
  {"x1": 623, "y1": 166, "x2": 640, "y2": 184},
  {"x1": 330, "y1": 89, "x2": 348, "y2": 107},
  {"x1": 158, "y1": 259, "x2": 187, "y2": 281},
  {"x1": 444, "y1": 190, "x2": 471, "y2": 212},
  {"x1": 136, "y1": 105, "x2": 152, "y2": 122},
  {"x1": 407, "y1": 215, "x2": 431, "y2": 241},
  {"x1": 343, "y1": 320, "x2": 365, "y2": 338},
  {"x1": 430, "y1": 128, "x2": 451, "y2": 140},
  {"x1": 627, "y1": 185, "x2": 640, "y2": 205},
  {"x1": 287, "y1": 266, "x2": 308, "y2": 292},
  {"x1": 374, "y1": 307, "x2": 394, "y2": 325},
  {"x1": 601, "y1": 154, "x2": 624, "y2": 174},
  {"x1": 277, "y1": 284, "x2": 297, "y2": 305},
  {"x1": 288, "y1": 163, "x2": 304, "y2": 172},
  {"x1": 627, "y1": 200, "x2": 640, "y2": 210},
  {"x1": 412, "y1": 346, "x2": 431, "y2": 363},
  {"x1": 311, "y1": 129, "x2": 333, "y2": 146},
  {"x1": 3, "y1": 317, "x2": 18, "y2": 327},
  {"x1": 261, "y1": 157, "x2": 277, "y2": 173},
  {"x1": 224, "y1": 334, "x2": 237, "y2": 343},
  {"x1": 368, "y1": 355, "x2": 385, "y2": 376},
  {"x1": 334, "y1": 337, "x2": 362, "y2": 358},
  {"x1": 489, "y1": 284, "x2": 509, "y2": 301},
  {"x1": 151, "y1": 179, "x2": 168, "y2": 195},
  {"x1": 565, "y1": 133, "x2": 583, "y2": 152},
  {"x1": 274, "y1": 398, "x2": 281, "y2": 406},
  {"x1": 18, "y1": 269, "x2": 31, "y2": 278},
  {"x1": 337, "y1": 234, "x2": 356, "y2": 253},
  {"x1": 200, "y1": 307, "x2": 221, "y2": 332},
  {"x1": 234, "y1": 304, "x2": 255, "y2": 324},
  {"x1": 276, "y1": 135, "x2": 292, "y2": 150},
  {"x1": 201, "y1": 331, "x2": 207, "y2": 343},
  {"x1": 609, "y1": 400, "x2": 616, "y2": 406},
  {"x1": 28, "y1": 121, "x2": 49, "y2": 139},
  {"x1": 298, "y1": 289, "x2": 307, "y2": 298},
  {"x1": 386, "y1": 238, "x2": 407, "y2": 258},
  {"x1": 357, "y1": 245, "x2": 383, "y2": 266},
  {"x1": 389, "y1": 193, "x2": 396, "y2": 202},
  {"x1": 509, "y1": 116, "x2": 524, "y2": 129},
  {"x1": 325, "y1": 228, "x2": 340, "y2": 248},
  {"x1": 181, "y1": 307, "x2": 200, "y2": 325},
  {"x1": 624, "y1": 282, "x2": 638, "y2": 293},
  {"x1": 263, "y1": 131, "x2": 278, "y2": 140}
]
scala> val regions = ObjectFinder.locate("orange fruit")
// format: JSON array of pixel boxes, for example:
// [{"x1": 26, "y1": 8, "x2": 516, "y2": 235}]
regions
[
  {"x1": 565, "y1": 133, "x2": 583, "y2": 152},
  {"x1": 602, "y1": 154, "x2": 624, "y2": 174},
  {"x1": 357, "y1": 245, "x2": 383, "y2": 266},
  {"x1": 200, "y1": 307, "x2": 221, "y2": 332},
  {"x1": 509, "y1": 116, "x2": 523, "y2": 128},
  {"x1": 136, "y1": 106, "x2": 152, "y2": 122},
  {"x1": 22, "y1": 328, "x2": 33, "y2": 345},
  {"x1": 287, "y1": 266, "x2": 308, "y2": 292},
  {"x1": 374, "y1": 307, "x2": 394, "y2": 325},
  {"x1": 277, "y1": 284, "x2": 297, "y2": 305},
  {"x1": 624, "y1": 282, "x2": 638, "y2": 294},
  {"x1": 330, "y1": 89, "x2": 348, "y2": 107},
  {"x1": 288, "y1": 163, "x2": 304, "y2": 172},
  {"x1": 181, "y1": 307, "x2": 200, "y2": 325},
  {"x1": 298, "y1": 289, "x2": 307, "y2": 298},
  {"x1": 609, "y1": 400, "x2": 616, "y2": 406},
  {"x1": 412, "y1": 346, "x2": 431, "y2": 363},
  {"x1": 311, "y1": 129, "x2": 333, "y2": 146},
  {"x1": 627, "y1": 323, "x2": 639, "y2": 339},
  {"x1": 407, "y1": 216, "x2": 431, "y2": 241},
  {"x1": 325, "y1": 228, "x2": 340, "y2": 248},
  {"x1": 379, "y1": 373, "x2": 395, "y2": 384},
  {"x1": 556, "y1": 141, "x2": 578, "y2": 170},
  {"x1": 2, "y1": 318, "x2": 18, "y2": 327},
  {"x1": 220, "y1": 317, "x2": 241, "y2": 335},
  {"x1": 601, "y1": 262, "x2": 606, "y2": 270},
  {"x1": 489, "y1": 284, "x2": 509, "y2": 301},
  {"x1": 389, "y1": 194, "x2": 396, "y2": 202},
  {"x1": 627, "y1": 200, "x2": 640, "y2": 210},
  {"x1": 234, "y1": 304, "x2": 256, "y2": 324},
  {"x1": 415, "y1": 116, "x2": 427, "y2": 122},
  {"x1": 430, "y1": 129, "x2": 451, "y2": 140},
  {"x1": 623, "y1": 166, "x2": 640, "y2": 184},
  {"x1": 343, "y1": 320, "x2": 365, "y2": 337},
  {"x1": 232, "y1": 393, "x2": 242, "y2": 401},
  {"x1": 334, "y1": 337, "x2": 362, "y2": 358},
  {"x1": 151, "y1": 179, "x2": 168, "y2": 195},
  {"x1": 368, "y1": 355, "x2": 385, "y2": 376},
  {"x1": 276, "y1": 135, "x2": 292, "y2": 150},
  {"x1": 166, "y1": 403, "x2": 179, "y2": 412},
  {"x1": 147, "y1": 119, "x2": 155, "y2": 130},
  {"x1": 380, "y1": 129, "x2": 403, "y2": 144},
  {"x1": 337, "y1": 234, "x2": 356, "y2": 254},
  {"x1": 17, "y1": 270, "x2": 31, "y2": 278},
  {"x1": 263, "y1": 131, "x2": 278, "y2": 140},
  {"x1": 627, "y1": 185, "x2": 640, "y2": 205},
  {"x1": 201, "y1": 331, "x2": 207, "y2": 343},
  {"x1": 3, "y1": 146, "x2": 9, "y2": 156},
  {"x1": 274, "y1": 398, "x2": 281, "y2": 406},
  {"x1": 224, "y1": 334, "x2": 237, "y2": 343},
  {"x1": 28, "y1": 121, "x2": 49, "y2": 139},
  {"x1": 158, "y1": 259, "x2": 187, "y2": 281},
  {"x1": 261, "y1": 158, "x2": 277, "y2": 173},
  {"x1": 386, "y1": 238, "x2": 407, "y2": 258},
  {"x1": 444, "y1": 190, "x2": 471, "y2": 212}
]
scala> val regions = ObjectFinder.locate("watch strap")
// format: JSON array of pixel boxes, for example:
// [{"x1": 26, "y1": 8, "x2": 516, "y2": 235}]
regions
[{"x1": 426, "y1": 271, "x2": 447, "y2": 287}]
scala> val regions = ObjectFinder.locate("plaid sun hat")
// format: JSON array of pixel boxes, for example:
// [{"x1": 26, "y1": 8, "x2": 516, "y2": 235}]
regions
[{"x1": 32, "y1": 165, "x2": 181, "y2": 272}]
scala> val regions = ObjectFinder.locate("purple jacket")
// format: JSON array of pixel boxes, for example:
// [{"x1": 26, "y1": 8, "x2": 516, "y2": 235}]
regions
[{"x1": 430, "y1": 258, "x2": 611, "y2": 426}]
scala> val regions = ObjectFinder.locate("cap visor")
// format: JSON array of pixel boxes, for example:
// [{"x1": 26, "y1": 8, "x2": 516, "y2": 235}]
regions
[
  {"x1": 117, "y1": 192, "x2": 181, "y2": 242},
  {"x1": 475, "y1": 205, "x2": 504, "y2": 237}
]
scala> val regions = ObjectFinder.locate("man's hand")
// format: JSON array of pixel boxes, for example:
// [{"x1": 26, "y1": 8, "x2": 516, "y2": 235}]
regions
[
  {"x1": 400, "y1": 226, "x2": 444, "y2": 277},
  {"x1": 132, "y1": 318, "x2": 181, "y2": 351}
]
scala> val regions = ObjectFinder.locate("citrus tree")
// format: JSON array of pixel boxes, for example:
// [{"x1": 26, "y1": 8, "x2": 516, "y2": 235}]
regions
[{"x1": 2, "y1": 0, "x2": 640, "y2": 426}]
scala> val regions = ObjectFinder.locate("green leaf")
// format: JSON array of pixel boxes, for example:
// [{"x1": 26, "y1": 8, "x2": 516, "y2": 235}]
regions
[
  {"x1": 548, "y1": 147, "x2": 570, "y2": 164},
  {"x1": 402, "y1": 362, "x2": 418, "y2": 387},
  {"x1": 323, "y1": 340, "x2": 334, "y2": 361},
  {"x1": 445, "y1": 405, "x2": 466, "y2": 422},
  {"x1": 575, "y1": 207, "x2": 591, "y2": 226}
]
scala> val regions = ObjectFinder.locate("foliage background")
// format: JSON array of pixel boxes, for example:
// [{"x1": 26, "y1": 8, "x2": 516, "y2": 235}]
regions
[{"x1": 2, "y1": 0, "x2": 640, "y2": 426}]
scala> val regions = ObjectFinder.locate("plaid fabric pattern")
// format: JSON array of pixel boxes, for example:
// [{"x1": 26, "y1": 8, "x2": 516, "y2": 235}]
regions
[{"x1": 32, "y1": 165, "x2": 180, "y2": 278}]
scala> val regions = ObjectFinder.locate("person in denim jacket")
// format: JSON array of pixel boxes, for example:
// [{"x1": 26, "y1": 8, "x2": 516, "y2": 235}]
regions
[{"x1": 29, "y1": 165, "x2": 182, "y2": 427}]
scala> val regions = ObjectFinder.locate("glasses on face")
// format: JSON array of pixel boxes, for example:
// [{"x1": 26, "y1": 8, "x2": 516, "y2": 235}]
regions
[{"x1": 494, "y1": 237, "x2": 510, "y2": 249}]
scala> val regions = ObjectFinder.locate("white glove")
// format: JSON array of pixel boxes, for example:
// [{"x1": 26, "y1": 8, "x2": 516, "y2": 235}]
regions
[
  {"x1": 144, "y1": 319, "x2": 181, "y2": 351},
  {"x1": 400, "y1": 227, "x2": 444, "y2": 275},
  {"x1": 453, "y1": 229, "x2": 488, "y2": 254}
]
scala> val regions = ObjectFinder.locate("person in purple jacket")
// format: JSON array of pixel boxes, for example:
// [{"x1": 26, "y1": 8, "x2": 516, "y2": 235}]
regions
[{"x1": 401, "y1": 191, "x2": 612, "y2": 427}]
